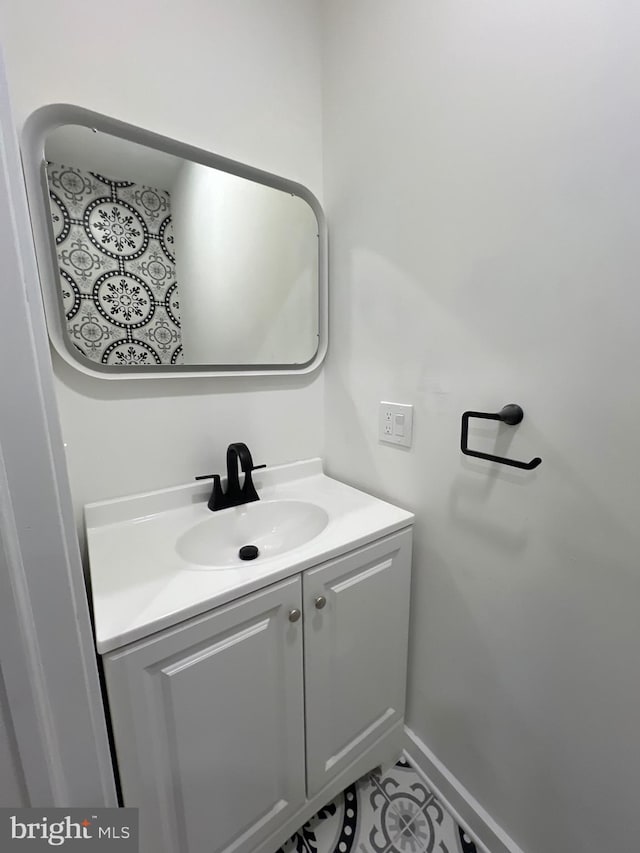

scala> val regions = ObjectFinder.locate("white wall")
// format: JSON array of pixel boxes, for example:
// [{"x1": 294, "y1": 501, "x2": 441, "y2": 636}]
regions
[
  {"x1": 172, "y1": 161, "x2": 318, "y2": 364},
  {"x1": 322, "y1": 2, "x2": 640, "y2": 852},
  {"x1": 0, "y1": 0, "x2": 324, "y2": 527}
]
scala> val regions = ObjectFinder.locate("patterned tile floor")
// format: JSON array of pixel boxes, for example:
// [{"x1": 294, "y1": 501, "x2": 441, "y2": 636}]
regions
[{"x1": 278, "y1": 757, "x2": 480, "y2": 853}]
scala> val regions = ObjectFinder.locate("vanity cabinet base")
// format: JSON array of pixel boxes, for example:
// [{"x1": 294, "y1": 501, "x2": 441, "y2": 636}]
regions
[{"x1": 103, "y1": 528, "x2": 412, "y2": 853}]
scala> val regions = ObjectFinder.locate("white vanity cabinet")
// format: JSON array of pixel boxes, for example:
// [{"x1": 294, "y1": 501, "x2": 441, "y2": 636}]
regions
[{"x1": 102, "y1": 528, "x2": 412, "y2": 853}]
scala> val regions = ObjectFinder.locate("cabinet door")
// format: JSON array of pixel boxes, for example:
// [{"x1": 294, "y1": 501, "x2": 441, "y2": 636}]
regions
[
  {"x1": 303, "y1": 529, "x2": 412, "y2": 797},
  {"x1": 104, "y1": 576, "x2": 305, "y2": 853}
]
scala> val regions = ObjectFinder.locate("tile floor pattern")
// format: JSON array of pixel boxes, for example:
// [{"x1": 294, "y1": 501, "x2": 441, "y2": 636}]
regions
[{"x1": 277, "y1": 757, "x2": 480, "y2": 853}]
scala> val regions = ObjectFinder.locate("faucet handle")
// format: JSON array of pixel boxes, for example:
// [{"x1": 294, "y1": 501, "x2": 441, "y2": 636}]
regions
[
  {"x1": 196, "y1": 473, "x2": 224, "y2": 512},
  {"x1": 251, "y1": 464, "x2": 267, "y2": 472}
]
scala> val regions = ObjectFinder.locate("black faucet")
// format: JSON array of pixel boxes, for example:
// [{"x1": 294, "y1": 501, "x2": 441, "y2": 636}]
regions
[{"x1": 196, "y1": 443, "x2": 266, "y2": 511}]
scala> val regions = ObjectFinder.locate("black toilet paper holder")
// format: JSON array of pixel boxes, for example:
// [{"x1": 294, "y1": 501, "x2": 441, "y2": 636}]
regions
[{"x1": 460, "y1": 404, "x2": 542, "y2": 470}]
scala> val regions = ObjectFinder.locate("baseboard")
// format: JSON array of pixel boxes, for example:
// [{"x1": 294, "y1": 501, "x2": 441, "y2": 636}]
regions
[{"x1": 403, "y1": 727, "x2": 525, "y2": 853}]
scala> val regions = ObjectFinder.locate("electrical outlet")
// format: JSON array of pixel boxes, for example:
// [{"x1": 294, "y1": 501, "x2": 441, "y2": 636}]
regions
[
  {"x1": 379, "y1": 401, "x2": 413, "y2": 447},
  {"x1": 381, "y1": 407, "x2": 394, "y2": 435}
]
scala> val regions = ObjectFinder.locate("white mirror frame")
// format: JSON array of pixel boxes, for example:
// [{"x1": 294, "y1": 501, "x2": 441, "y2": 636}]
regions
[{"x1": 21, "y1": 104, "x2": 328, "y2": 380}]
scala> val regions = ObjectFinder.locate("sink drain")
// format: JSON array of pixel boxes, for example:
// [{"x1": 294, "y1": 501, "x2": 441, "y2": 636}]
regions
[{"x1": 239, "y1": 545, "x2": 259, "y2": 561}]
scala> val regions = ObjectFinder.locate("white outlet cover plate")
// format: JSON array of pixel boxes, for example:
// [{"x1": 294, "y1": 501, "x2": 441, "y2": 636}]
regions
[{"x1": 379, "y1": 401, "x2": 413, "y2": 447}]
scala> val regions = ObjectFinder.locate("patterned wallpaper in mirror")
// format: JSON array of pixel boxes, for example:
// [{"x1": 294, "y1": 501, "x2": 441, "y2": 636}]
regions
[{"x1": 46, "y1": 162, "x2": 183, "y2": 366}]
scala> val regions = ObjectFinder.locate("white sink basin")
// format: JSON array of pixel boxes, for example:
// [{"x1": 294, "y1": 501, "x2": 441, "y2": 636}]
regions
[
  {"x1": 176, "y1": 499, "x2": 329, "y2": 568},
  {"x1": 85, "y1": 458, "x2": 414, "y2": 653}
]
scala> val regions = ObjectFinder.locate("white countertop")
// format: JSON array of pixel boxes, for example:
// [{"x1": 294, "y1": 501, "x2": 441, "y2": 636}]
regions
[{"x1": 85, "y1": 459, "x2": 414, "y2": 654}]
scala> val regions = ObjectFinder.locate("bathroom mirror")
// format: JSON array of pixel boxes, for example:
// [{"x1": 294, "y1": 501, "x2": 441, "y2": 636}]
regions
[{"x1": 21, "y1": 105, "x2": 327, "y2": 379}]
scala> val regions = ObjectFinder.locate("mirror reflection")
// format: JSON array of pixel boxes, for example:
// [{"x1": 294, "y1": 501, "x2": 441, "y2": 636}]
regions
[{"x1": 44, "y1": 126, "x2": 320, "y2": 368}]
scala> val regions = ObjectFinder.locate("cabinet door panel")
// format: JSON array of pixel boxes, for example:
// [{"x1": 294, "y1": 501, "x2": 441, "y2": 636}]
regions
[
  {"x1": 303, "y1": 530, "x2": 412, "y2": 797},
  {"x1": 104, "y1": 576, "x2": 305, "y2": 853}
]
